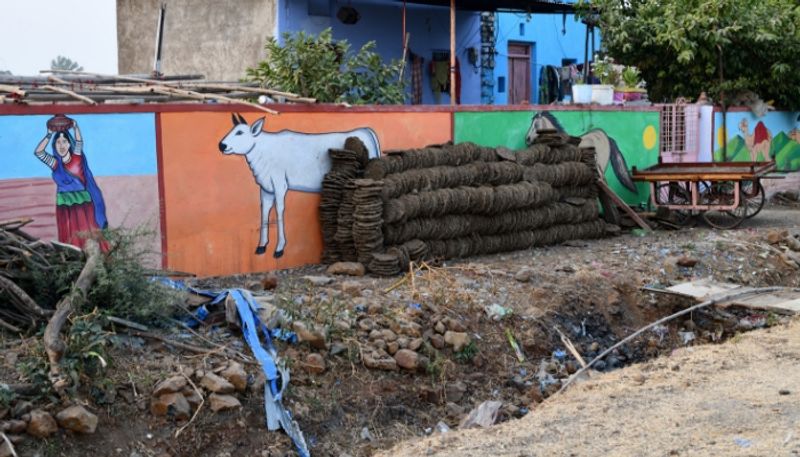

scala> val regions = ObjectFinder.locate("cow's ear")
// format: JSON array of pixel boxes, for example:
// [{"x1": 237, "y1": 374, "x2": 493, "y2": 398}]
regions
[{"x1": 251, "y1": 117, "x2": 265, "y2": 136}]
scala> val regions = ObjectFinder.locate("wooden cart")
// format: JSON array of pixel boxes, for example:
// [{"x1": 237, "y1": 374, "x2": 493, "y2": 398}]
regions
[{"x1": 631, "y1": 161, "x2": 777, "y2": 229}]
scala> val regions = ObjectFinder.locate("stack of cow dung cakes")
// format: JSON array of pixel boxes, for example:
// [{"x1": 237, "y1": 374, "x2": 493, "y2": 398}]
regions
[
  {"x1": 333, "y1": 181, "x2": 357, "y2": 262},
  {"x1": 368, "y1": 252, "x2": 402, "y2": 276},
  {"x1": 352, "y1": 179, "x2": 384, "y2": 265}
]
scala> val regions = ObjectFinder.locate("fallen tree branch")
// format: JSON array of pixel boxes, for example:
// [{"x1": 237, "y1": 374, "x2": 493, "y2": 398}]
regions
[
  {"x1": 556, "y1": 286, "x2": 789, "y2": 395},
  {"x1": 0, "y1": 275, "x2": 52, "y2": 319},
  {"x1": 43, "y1": 239, "x2": 103, "y2": 389}
]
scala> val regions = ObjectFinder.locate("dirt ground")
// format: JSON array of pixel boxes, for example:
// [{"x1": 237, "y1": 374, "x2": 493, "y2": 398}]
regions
[
  {"x1": 5, "y1": 206, "x2": 800, "y2": 457},
  {"x1": 379, "y1": 318, "x2": 800, "y2": 457}
]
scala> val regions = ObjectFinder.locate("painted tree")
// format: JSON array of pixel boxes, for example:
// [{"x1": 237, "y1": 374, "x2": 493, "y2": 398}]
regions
[
  {"x1": 582, "y1": 0, "x2": 800, "y2": 109},
  {"x1": 50, "y1": 56, "x2": 83, "y2": 72}
]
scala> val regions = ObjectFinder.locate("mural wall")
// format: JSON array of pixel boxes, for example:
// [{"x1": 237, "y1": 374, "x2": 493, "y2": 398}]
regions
[
  {"x1": 713, "y1": 110, "x2": 800, "y2": 171},
  {"x1": 0, "y1": 113, "x2": 161, "y2": 258},
  {"x1": 159, "y1": 111, "x2": 452, "y2": 277},
  {"x1": 454, "y1": 109, "x2": 661, "y2": 207}
]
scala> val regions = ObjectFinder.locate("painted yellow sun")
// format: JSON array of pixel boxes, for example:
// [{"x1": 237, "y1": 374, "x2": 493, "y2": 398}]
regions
[
  {"x1": 643, "y1": 125, "x2": 657, "y2": 149},
  {"x1": 717, "y1": 127, "x2": 727, "y2": 147}
]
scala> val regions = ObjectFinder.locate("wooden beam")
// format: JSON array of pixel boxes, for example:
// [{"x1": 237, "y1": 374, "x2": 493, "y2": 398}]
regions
[
  {"x1": 596, "y1": 178, "x2": 651, "y2": 231},
  {"x1": 450, "y1": 0, "x2": 456, "y2": 106},
  {"x1": 40, "y1": 85, "x2": 97, "y2": 105}
]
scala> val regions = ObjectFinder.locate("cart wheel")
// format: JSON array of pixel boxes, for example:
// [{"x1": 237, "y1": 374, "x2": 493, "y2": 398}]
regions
[
  {"x1": 701, "y1": 210, "x2": 745, "y2": 229},
  {"x1": 698, "y1": 180, "x2": 745, "y2": 229},
  {"x1": 654, "y1": 182, "x2": 695, "y2": 227},
  {"x1": 727, "y1": 180, "x2": 765, "y2": 219}
]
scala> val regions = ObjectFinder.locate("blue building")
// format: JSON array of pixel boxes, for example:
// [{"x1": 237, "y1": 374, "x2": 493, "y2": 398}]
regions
[
  {"x1": 276, "y1": 0, "x2": 592, "y2": 105},
  {"x1": 492, "y1": 9, "x2": 601, "y2": 104}
]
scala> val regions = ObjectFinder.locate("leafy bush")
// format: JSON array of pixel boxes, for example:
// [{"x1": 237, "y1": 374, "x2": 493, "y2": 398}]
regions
[
  {"x1": 581, "y1": 0, "x2": 800, "y2": 108},
  {"x1": 246, "y1": 28, "x2": 405, "y2": 104}
]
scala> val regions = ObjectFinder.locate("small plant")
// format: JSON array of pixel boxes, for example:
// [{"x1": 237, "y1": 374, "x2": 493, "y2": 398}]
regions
[
  {"x1": 0, "y1": 385, "x2": 16, "y2": 408},
  {"x1": 247, "y1": 28, "x2": 405, "y2": 104},
  {"x1": 454, "y1": 341, "x2": 478, "y2": 364},
  {"x1": 621, "y1": 66, "x2": 641, "y2": 88},
  {"x1": 592, "y1": 55, "x2": 620, "y2": 86}
]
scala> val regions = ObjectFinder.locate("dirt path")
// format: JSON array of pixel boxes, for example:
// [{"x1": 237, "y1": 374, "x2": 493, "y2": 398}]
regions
[{"x1": 379, "y1": 318, "x2": 800, "y2": 457}]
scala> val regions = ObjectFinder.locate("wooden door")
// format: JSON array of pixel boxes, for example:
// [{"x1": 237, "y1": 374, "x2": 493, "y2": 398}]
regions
[{"x1": 508, "y1": 43, "x2": 531, "y2": 104}]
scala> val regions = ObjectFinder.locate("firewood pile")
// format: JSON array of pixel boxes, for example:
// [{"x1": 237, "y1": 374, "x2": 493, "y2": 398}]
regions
[
  {"x1": 321, "y1": 129, "x2": 610, "y2": 275},
  {"x1": 0, "y1": 71, "x2": 316, "y2": 114},
  {"x1": 0, "y1": 219, "x2": 87, "y2": 333}
]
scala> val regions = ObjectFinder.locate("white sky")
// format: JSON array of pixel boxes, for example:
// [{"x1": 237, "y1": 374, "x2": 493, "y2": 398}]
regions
[{"x1": 0, "y1": 0, "x2": 117, "y2": 76}]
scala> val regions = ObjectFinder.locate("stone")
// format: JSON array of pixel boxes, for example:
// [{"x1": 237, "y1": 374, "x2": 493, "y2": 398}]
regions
[
  {"x1": 434, "y1": 321, "x2": 446, "y2": 334},
  {"x1": 12, "y1": 401, "x2": 32, "y2": 418},
  {"x1": 380, "y1": 329, "x2": 398, "y2": 342},
  {"x1": 676, "y1": 256, "x2": 698, "y2": 268},
  {"x1": 26, "y1": 410, "x2": 58, "y2": 438},
  {"x1": 331, "y1": 342, "x2": 348, "y2": 356},
  {"x1": 221, "y1": 362, "x2": 248, "y2": 392},
  {"x1": 445, "y1": 381, "x2": 468, "y2": 403},
  {"x1": 767, "y1": 230, "x2": 787, "y2": 244},
  {"x1": 55, "y1": 405, "x2": 98, "y2": 434},
  {"x1": 209, "y1": 394, "x2": 241, "y2": 412},
  {"x1": 261, "y1": 273, "x2": 279, "y2": 290},
  {"x1": 362, "y1": 353, "x2": 398, "y2": 371},
  {"x1": 394, "y1": 349, "x2": 420, "y2": 370},
  {"x1": 430, "y1": 334, "x2": 445, "y2": 349},
  {"x1": 5, "y1": 420, "x2": 25, "y2": 434},
  {"x1": 326, "y1": 262, "x2": 366, "y2": 277},
  {"x1": 444, "y1": 331, "x2": 471, "y2": 352},
  {"x1": 372, "y1": 339, "x2": 387, "y2": 350},
  {"x1": 369, "y1": 329, "x2": 382, "y2": 340},
  {"x1": 514, "y1": 269, "x2": 534, "y2": 283},
  {"x1": 632, "y1": 373, "x2": 646, "y2": 385},
  {"x1": 779, "y1": 389, "x2": 791, "y2": 395},
  {"x1": 182, "y1": 388, "x2": 203, "y2": 410},
  {"x1": 341, "y1": 281, "x2": 362, "y2": 297},
  {"x1": 303, "y1": 275, "x2": 334, "y2": 286},
  {"x1": 397, "y1": 337, "x2": 410, "y2": 349},
  {"x1": 305, "y1": 353, "x2": 326, "y2": 374},
  {"x1": 394, "y1": 319, "x2": 422, "y2": 337},
  {"x1": 200, "y1": 373, "x2": 235, "y2": 394},
  {"x1": 386, "y1": 342, "x2": 399, "y2": 355},
  {"x1": 408, "y1": 338, "x2": 423, "y2": 351},
  {"x1": 150, "y1": 393, "x2": 191, "y2": 421},
  {"x1": 0, "y1": 441, "x2": 12, "y2": 457},
  {"x1": 293, "y1": 321, "x2": 327, "y2": 349},
  {"x1": 152, "y1": 375, "x2": 187, "y2": 397},
  {"x1": 446, "y1": 402, "x2": 465, "y2": 418},
  {"x1": 446, "y1": 318, "x2": 467, "y2": 333},
  {"x1": 368, "y1": 303, "x2": 383, "y2": 315},
  {"x1": 358, "y1": 318, "x2": 376, "y2": 331}
]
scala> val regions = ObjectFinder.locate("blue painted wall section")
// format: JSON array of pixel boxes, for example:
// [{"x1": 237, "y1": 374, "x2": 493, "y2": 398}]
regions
[
  {"x1": 493, "y1": 10, "x2": 601, "y2": 104},
  {"x1": 278, "y1": 0, "x2": 481, "y2": 105}
]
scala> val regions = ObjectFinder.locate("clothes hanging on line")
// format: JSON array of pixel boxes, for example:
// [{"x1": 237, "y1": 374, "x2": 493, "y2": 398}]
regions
[
  {"x1": 429, "y1": 56, "x2": 461, "y2": 104},
  {"x1": 538, "y1": 65, "x2": 560, "y2": 104}
]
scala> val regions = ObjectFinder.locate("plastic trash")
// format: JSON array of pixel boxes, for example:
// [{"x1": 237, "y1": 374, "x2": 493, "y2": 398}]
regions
[{"x1": 485, "y1": 304, "x2": 512, "y2": 321}]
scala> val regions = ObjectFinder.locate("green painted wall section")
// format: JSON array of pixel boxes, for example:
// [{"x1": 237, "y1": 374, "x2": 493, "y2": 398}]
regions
[{"x1": 454, "y1": 110, "x2": 661, "y2": 207}]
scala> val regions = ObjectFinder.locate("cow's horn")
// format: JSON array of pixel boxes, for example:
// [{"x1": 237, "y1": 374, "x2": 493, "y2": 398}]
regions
[
  {"x1": 231, "y1": 113, "x2": 240, "y2": 125},
  {"x1": 237, "y1": 113, "x2": 247, "y2": 124}
]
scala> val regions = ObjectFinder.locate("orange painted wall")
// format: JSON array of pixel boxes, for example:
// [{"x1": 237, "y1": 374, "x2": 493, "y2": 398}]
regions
[{"x1": 160, "y1": 111, "x2": 452, "y2": 277}]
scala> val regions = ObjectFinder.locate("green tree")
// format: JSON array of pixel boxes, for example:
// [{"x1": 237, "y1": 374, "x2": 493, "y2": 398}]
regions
[
  {"x1": 246, "y1": 28, "x2": 405, "y2": 105},
  {"x1": 50, "y1": 55, "x2": 83, "y2": 72},
  {"x1": 582, "y1": 0, "x2": 800, "y2": 109}
]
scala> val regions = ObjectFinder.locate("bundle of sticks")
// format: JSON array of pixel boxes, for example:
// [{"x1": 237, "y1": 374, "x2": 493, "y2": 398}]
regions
[
  {"x1": 0, "y1": 218, "x2": 84, "y2": 333},
  {"x1": 0, "y1": 71, "x2": 317, "y2": 114}
]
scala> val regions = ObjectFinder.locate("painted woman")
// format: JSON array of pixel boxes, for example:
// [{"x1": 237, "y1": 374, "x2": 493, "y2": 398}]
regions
[{"x1": 33, "y1": 115, "x2": 108, "y2": 249}]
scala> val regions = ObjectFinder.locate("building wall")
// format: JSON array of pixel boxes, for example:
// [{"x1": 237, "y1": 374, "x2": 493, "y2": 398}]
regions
[
  {"x1": 0, "y1": 112, "x2": 161, "y2": 262},
  {"x1": 493, "y1": 11, "x2": 601, "y2": 105},
  {"x1": 116, "y1": 0, "x2": 277, "y2": 80},
  {"x1": 279, "y1": 0, "x2": 482, "y2": 105},
  {"x1": 454, "y1": 108, "x2": 660, "y2": 207},
  {"x1": 1, "y1": 103, "x2": 664, "y2": 277}
]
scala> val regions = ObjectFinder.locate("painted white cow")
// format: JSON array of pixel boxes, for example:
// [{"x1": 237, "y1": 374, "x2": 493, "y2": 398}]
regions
[{"x1": 218, "y1": 113, "x2": 380, "y2": 258}]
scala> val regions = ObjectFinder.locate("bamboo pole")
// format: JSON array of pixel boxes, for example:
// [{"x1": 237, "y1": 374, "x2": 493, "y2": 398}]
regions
[
  {"x1": 450, "y1": 0, "x2": 456, "y2": 106},
  {"x1": 0, "y1": 84, "x2": 25, "y2": 96},
  {"x1": 40, "y1": 85, "x2": 97, "y2": 105}
]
